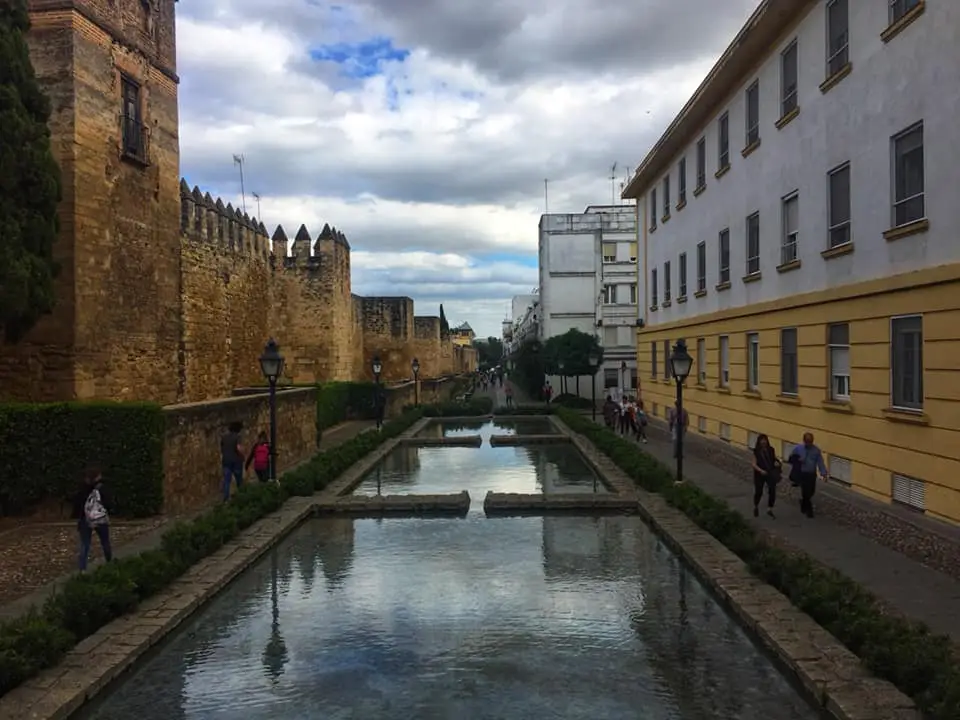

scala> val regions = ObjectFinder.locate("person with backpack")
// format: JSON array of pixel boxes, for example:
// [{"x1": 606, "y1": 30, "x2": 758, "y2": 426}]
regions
[
  {"x1": 72, "y1": 466, "x2": 113, "y2": 571},
  {"x1": 246, "y1": 431, "x2": 272, "y2": 482}
]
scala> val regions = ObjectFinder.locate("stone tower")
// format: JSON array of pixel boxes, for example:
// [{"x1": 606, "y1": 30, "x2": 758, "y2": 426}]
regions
[{"x1": 0, "y1": 1, "x2": 182, "y2": 402}]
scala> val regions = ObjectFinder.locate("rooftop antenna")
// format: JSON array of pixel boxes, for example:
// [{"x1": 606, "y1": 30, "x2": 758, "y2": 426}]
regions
[
  {"x1": 610, "y1": 162, "x2": 617, "y2": 205},
  {"x1": 232, "y1": 154, "x2": 247, "y2": 213},
  {"x1": 251, "y1": 191, "x2": 261, "y2": 220}
]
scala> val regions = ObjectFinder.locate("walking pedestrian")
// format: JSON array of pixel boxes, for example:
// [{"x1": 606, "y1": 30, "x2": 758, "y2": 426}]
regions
[
  {"x1": 667, "y1": 401, "x2": 689, "y2": 458},
  {"x1": 245, "y1": 431, "x2": 272, "y2": 482},
  {"x1": 220, "y1": 421, "x2": 245, "y2": 501},
  {"x1": 634, "y1": 400, "x2": 649, "y2": 443},
  {"x1": 751, "y1": 434, "x2": 781, "y2": 518},
  {"x1": 73, "y1": 466, "x2": 114, "y2": 571},
  {"x1": 504, "y1": 382, "x2": 514, "y2": 407},
  {"x1": 788, "y1": 432, "x2": 827, "y2": 518}
]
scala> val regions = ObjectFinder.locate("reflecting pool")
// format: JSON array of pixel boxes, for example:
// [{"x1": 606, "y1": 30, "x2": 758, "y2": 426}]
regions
[
  {"x1": 415, "y1": 418, "x2": 558, "y2": 438},
  {"x1": 79, "y1": 516, "x2": 819, "y2": 719},
  {"x1": 354, "y1": 425, "x2": 605, "y2": 498}
]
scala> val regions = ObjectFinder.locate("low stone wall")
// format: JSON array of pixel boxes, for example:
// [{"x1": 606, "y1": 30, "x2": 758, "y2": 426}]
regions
[
  {"x1": 315, "y1": 491, "x2": 471, "y2": 516},
  {"x1": 483, "y1": 492, "x2": 638, "y2": 514},
  {"x1": 489, "y1": 434, "x2": 571, "y2": 446},
  {"x1": 162, "y1": 388, "x2": 317, "y2": 513},
  {"x1": 399, "y1": 436, "x2": 483, "y2": 447}
]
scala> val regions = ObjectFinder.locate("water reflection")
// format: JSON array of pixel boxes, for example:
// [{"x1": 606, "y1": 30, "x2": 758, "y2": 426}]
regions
[
  {"x1": 352, "y1": 439, "x2": 605, "y2": 499},
  {"x1": 416, "y1": 418, "x2": 557, "y2": 438},
  {"x1": 82, "y1": 517, "x2": 818, "y2": 720}
]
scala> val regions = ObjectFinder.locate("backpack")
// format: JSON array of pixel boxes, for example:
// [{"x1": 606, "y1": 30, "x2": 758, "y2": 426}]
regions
[
  {"x1": 253, "y1": 442, "x2": 270, "y2": 470},
  {"x1": 84, "y1": 488, "x2": 108, "y2": 526}
]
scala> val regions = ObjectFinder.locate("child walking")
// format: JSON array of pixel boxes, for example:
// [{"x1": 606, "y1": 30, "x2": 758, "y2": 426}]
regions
[{"x1": 246, "y1": 431, "x2": 272, "y2": 482}]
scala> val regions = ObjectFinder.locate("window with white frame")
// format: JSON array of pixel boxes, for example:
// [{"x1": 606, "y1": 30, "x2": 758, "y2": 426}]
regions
[
  {"x1": 696, "y1": 241, "x2": 706, "y2": 292},
  {"x1": 650, "y1": 341, "x2": 658, "y2": 378},
  {"x1": 602, "y1": 284, "x2": 616, "y2": 304},
  {"x1": 628, "y1": 283, "x2": 637, "y2": 304},
  {"x1": 602, "y1": 242, "x2": 616, "y2": 263},
  {"x1": 629, "y1": 241, "x2": 638, "y2": 262},
  {"x1": 892, "y1": 472, "x2": 925, "y2": 512},
  {"x1": 891, "y1": 315, "x2": 923, "y2": 410},
  {"x1": 828, "y1": 163, "x2": 852, "y2": 248},
  {"x1": 719, "y1": 229, "x2": 730, "y2": 284},
  {"x1": 649, "y1": 188, "x2": 657, "y2": 229},
  {"x1": 892, "y1": 122, "x2": 924, "y2": 227},
  {"x1": 662, "y1": 175, "x2": 670, "y2": 217},
  {"x1": 604, "y1": 368, "x2": 619, "y2": 388},
  {"x1": 781, "y1": 192, "x2": 799, "y2": 264},
  {"x1": 829, "y1": 455, "x2": 852, "y2": 486},
  {"x1": 890, "y1": 0, "x2": 921, "y2": 24},
  {"x1": 827, "y1": 323, "x2": 850, "y2": 400},
  {"x1": 780, "y1": 328, "x2": 798, "y2": 395},
  {"x1": 718, "y1": 112, "x2": 730, "y2": 170},
  {"x1": 696, "y1": 137, "x2": 706, "y2": 189},
  {"x1": 719, "y1": 335, "x2": 730, "y2": 387},
  {"x1": 826, "y1": 0, "x2": 849, "y2": 78},
  {"x1": 746, "y1": 213, "x2": 760, "y2": 275},
  {"x1": 663, "y1": 339, "x2": 670, "y2": 379},
  {"x1": 747, "y1": 430, "x2": 759, "y2": 449},
  {"x1": 781, "y1": 40, "x2": 798, "y2": 117},
  {"x1": 678, "y1": 158, "x2": 687, "y2": 205},
  {"x1": 678, "y1": 252, "x2": 687, "y2": 298},
  {"x1": 719, "y1": 422, "x2": 731, "y2": 441},
  {"x1": 604, "y1": 326, "x2": 618, "y2": 347},
  {"x1": 663, "y1": 261, "x2": 672, "y2": 302},
  {"x1": 697, "y1": 338, "x2": 706, "y2": 384},
  {"x1": 698, "y1": 415, "x2": 707, "y2": 433},
  {"x1": 745, "y1": 81, "x2": 760, "y2": 146},
  {"x1": 651, "y1": 268, "x2": 658, "y2": 306},
  {"x1": 746, "y1": 332, "x2": 760, "y2": 390}
]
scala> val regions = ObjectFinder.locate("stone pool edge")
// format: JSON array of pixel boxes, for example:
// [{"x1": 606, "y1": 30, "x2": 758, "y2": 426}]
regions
[
  {"x1": 0, "y1": 417, "x2": 433, "y2": 720},
  {"x1": 552, "y1": 416, "x2": 920, "y2": 720}
]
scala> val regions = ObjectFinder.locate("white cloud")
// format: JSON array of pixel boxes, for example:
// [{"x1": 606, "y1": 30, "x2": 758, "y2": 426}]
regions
[{"x1": 174, "y1": 0, "x2": 754, "y2": 337}]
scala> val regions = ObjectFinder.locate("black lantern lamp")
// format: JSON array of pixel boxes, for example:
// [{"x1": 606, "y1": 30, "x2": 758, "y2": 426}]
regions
[
  {"x1": 669, "y1": 338, "x2": 693, "y2": 484},
  {"x1": 588, "y1": 349, "x2": 601, "y2": 421},
  {"x1": 411, "y1": 357, "x2": 420, "y2": 406},
  {"x1": 259, "y1": 339, "x2": 285, "y2": 481}
]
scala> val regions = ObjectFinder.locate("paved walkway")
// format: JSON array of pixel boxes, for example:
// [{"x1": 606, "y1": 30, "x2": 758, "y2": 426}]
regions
[
  {"x1": 590, "y1": 413, "x2": 960, "y2": 642},
  {"x1": 0, "y1": 420, "x2": 377, "y2": 623}
]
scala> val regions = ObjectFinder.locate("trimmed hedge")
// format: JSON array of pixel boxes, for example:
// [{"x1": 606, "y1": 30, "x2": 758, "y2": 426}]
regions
[
  {"x1": 492, "y1": 404, "x2": 555, "y2": 416},
  {"x1": 0, "y1": 402, "x2": 165, "y2": 517},
  {"x1": 0, "y1": 407, "x2": 424, "y2": 699},
  {"x1": 316, "y1": 381, "x2": 379, "y2": 432},
  {"x1": 556, "y1": 408, "x2": 960, "y2": 719},
  {"x1": 552, "y1": 393, "x2": 593, "y2": 409},
  {"x1": 422, "y1": 396, "x2": 493, "y2": 417}
]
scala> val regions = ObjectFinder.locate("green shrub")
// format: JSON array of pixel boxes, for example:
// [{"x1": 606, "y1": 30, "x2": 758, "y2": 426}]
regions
[
  {"x1": 552, "y1": 393, "x2": 593, "y2": 409},
  {"x1": 0, "y1": 407, "x2": 424, "y2": 699},
  {"x1": 492, "y1": 404, "x2": 554, "y2": 416},
  {"x1": 555, "y1": 407, "x2": 960, "y2": 719},
  {"x1": 0, "y1": 402, "x2": 164, "y2": 517},
  {"x1": 316, "y1": 381, "x2": 379, "y2": 432}
]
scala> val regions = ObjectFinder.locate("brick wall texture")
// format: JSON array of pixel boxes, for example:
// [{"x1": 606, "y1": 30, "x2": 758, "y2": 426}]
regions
[{"x1": 0, "y1": 2, "x2": 478, "y2": 405}]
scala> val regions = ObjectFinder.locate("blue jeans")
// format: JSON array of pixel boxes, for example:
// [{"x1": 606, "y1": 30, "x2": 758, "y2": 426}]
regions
[
  {"x1": 79, "y1": 522, "x2": 112, "y2": 571},
  {"x1": 222, "y1": 462, "x2": 243, "y2": 501}
]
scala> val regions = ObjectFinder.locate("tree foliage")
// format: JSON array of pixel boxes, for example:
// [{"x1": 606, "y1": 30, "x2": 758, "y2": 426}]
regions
[
  {"x1": 0, "y1": 0, "x2": 62, "y2": 341},
  {"x1": 543, "y1": 328, "x2": 604, "y2": 376},
  {"x1": 473, "y1": 336, "x2": 504, "y2": 368}
]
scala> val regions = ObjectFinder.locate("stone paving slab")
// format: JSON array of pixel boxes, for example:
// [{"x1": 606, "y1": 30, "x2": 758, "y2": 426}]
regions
[
  {"x1": 488, "y1": 434, "x2": 571, "y2": 446},
  {"x1": 559, "y1": 421, "x2": 920, "y2": 720},
  {"x1": 0, "y1": 420, "x2": 428, "y2": 720},
  {"x1": 483, "y1": 491, "x2": 638, "y2": 515},
  {"x1": 399, "y1": 435, "x2": 483, "y2": 447},
  {"x1": 315, "y1": 491, "x2": 471, "y2": 517}
]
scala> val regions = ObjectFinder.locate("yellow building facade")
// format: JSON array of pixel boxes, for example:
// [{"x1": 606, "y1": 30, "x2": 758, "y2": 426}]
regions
[{"x1": 623, "y1": 0, "x2": 960, "y2": 523}]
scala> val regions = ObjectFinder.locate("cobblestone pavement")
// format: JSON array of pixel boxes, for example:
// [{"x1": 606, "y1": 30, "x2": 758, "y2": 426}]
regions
[
  {"x1": 0, "y1": 420, "x2": 378, "y2": 622},
  {"x1": 591, "y1": 412, "x2": 960, "y2": 643}
]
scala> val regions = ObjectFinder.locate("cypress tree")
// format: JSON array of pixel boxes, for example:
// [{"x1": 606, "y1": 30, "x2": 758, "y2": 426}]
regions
[{"x1": 0, "y1": 0, "x2": 62, "y2": 342}]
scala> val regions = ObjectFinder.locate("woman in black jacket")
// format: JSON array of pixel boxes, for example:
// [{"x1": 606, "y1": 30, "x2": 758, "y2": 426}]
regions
[{"x1": 751, "y1": 434, "x2": 781, "y2": 518}]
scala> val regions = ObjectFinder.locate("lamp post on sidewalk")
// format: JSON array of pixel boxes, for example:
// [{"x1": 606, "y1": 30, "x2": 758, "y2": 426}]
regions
[
  {"x1": 620, "y1": 360, "x2": 627, "y2": 399},
  {"x1": 411, "y1": 357, "x2": 420, "y2": 406},
  {"x1": 258, "y1": 339, "x2": 285, "y2": 481},
  {"x1": 588, "y1": 349, "x2": 600, "y2": 421},
  {"x1": 558, "y1": 359, "x2": 565, "y2": 396},
  {"x1": 669, "y1": 339, "x2": 693, "y2": 485},
  {"x1": 372, "y1": 355, "x2": 383, "y2": 430}
]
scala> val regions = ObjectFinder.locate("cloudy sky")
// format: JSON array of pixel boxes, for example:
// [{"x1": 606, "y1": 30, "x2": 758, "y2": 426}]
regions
[{"x1": 176, "y1": 0, "x2": 759, "y2": 338}]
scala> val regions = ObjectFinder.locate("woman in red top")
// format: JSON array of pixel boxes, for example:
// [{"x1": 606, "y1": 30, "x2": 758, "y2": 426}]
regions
[{"x1": 245, "y1": 431, "x2": 272, "y2": 482}]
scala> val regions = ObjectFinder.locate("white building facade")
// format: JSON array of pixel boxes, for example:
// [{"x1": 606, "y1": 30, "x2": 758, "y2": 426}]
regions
[
  {"x1": 622, "y1": 0, "x2": 960, "y2": 523},
  {"x1": 538, "y1": 205, "x2": 639, "y2": 400}
]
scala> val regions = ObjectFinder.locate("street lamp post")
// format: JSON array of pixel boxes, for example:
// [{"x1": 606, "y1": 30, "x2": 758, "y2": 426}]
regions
[
  {"x1": 411, "y1": 357, "x2": 420, "y2": 406},
  {"x1": 258, "y1": 338, "x2": 285, "y2": 481},
  {"x1": 669, "y1": 338, "x2": 693, "y2": 485},
  {"x1": 620, "y1": 360, "x2": 627, "y2": 398},
  {"x1": 558, "y1": 359, "x2": 565, "y2": 396},
  {"x1": 372, "y1": 355, "x2": 383, "y2": 430},
  {"x1": 588, "y1": 349, "x2": 600, "y2": 421}
]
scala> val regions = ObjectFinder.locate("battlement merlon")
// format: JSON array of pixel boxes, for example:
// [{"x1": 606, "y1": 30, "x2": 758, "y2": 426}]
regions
[{"x1": 179, "y1": 179, "x2": 270, "y2": 261}]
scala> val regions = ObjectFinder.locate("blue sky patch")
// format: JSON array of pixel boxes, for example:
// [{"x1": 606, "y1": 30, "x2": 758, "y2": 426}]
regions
[
  {"x1": 484, "y1": 252, "x2": 537, "y2": 268},
  {"x1": 310, "y1": 37, "x2": 410, "y2": 79}
]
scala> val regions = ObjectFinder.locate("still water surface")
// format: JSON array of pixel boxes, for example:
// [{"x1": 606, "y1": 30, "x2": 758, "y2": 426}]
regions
[
  {"x1": 415, "y1": 418, "x2": 558, "y2": 437},
  {"x1": 81, "y1": 516, "x2": 818, "y2": 720},
  {"x1": 355, "y1": 421, "x2": 605, "y2": 497}
]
